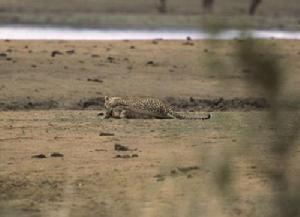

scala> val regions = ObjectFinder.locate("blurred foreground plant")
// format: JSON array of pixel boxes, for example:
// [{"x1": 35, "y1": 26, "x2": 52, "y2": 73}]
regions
[
  {"x1": 236, "y1": 37, "x2": 300, "y2": 217},
  {"x1": 202, "y1": 0, "x2": 263, "y2": 15}
]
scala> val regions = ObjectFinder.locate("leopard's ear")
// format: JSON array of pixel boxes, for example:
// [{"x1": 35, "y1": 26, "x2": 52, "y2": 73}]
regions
[{"x1": 104, "y1": 96, "x2": 109, "y2": 101}]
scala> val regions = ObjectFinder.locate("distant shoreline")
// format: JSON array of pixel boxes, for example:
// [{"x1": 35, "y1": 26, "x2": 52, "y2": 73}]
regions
[{"x1": 1, "y1": 25, "x2": 300, "y2": 40}]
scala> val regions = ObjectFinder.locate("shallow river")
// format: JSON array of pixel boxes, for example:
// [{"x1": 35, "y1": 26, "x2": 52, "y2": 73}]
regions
[{"x1": 0, "y1": 25, "x2": 300, "y2": 40}]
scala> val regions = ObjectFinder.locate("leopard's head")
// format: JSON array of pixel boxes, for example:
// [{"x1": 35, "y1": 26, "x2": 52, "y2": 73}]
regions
[{"x1": 104, "y1": 96, "x2": 124, "y2": 108}]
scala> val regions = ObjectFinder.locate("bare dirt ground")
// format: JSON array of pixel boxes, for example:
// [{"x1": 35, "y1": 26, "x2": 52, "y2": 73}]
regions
[
  {"x1": 0, "y1": 39, "x2": 300, "y2": 217},
  {"x1": 0, "y1": 40, "x2": 299, "y2": 110},
  {"x1": 1, "y1": 110, "x2": 299, "y2": 217}
]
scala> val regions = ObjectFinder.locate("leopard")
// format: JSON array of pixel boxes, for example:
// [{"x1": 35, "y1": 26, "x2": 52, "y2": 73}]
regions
[
  {"x1": 103, "y1": 96, "x2": 211, "y2": 120},
  {"x1": 98, "y1": 105, "x2": 165, "y2": 119}
]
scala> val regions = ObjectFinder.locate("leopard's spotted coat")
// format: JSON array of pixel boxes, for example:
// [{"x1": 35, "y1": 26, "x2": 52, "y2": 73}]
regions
[{"x1": 104, "y1": 96, "x2": 211, "y2": 120}]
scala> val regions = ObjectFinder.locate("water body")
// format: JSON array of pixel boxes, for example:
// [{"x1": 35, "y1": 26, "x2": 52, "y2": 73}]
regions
[{"x1": 0, "y1": 25, "x2": 300, "y2": 40}]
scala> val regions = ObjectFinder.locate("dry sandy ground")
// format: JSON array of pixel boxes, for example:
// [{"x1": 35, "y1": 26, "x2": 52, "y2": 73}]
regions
[
  {"x1": 1, "y1": 110, "x2": 299, "y2": 217},
  {"x1": 1, "y1": 40, "x2": 300, "y2": 109},
  {"x1": 0, "y1": 40, "x2": 300, "y2": 217}
]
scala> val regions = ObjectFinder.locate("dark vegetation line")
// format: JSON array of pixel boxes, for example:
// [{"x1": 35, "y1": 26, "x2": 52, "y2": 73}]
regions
[{"x1": 0, "y1": 97, "x2": 269, "y2": 111}]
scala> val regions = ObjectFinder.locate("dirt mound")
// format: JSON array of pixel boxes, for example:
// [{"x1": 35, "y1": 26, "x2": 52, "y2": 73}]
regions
[{"x1": 0, "y1": 100, "x2": 59, "y2": 110}]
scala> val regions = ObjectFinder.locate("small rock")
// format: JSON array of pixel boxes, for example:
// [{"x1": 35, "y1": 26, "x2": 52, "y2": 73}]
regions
[
  {"x1": 177, "y1": 166, "x2": 199, "y2": 173},
  {"x1": 114, "y1": 144, "x2": 129, "y2": 151},
  {"x1": 87, "y1": 78, "x2": 103, "y2": 83},
  {"x1": 91, "y1": 54, "x2": 99, "y2": 58},
  {"x1": 0, "y1": 53, "x2": 7, "y2": 58},
  {"x1": 50, "y1": 152, "x2": 64, "y2": 157},
  {"x1": 32, "y1": 154, "x2": 47, "y2": 159},
  {"x1": 146, "y1": 61, "x2": 154, "y2": 65},
  {"x1": 99, "y1": 132, "x2": 115, "y2": 136},
  {"x1": 132, "y1": 154, "x2": 139, "y2": 158},
  {"x1": 107, "y1": 56, "x2": 114, "y2": 63},
  {"x1": 51, "y1": 51, "x2": 63, "y2": 57},
  {"x1": 170, "y1": 170, "x2": 177, "y2": 175}
]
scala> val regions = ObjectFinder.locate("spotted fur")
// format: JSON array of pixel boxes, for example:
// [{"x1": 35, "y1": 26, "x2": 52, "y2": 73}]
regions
[
  {"x1": 98, "y1": 106, "x2": 163, "y2": 119},
  {"x1": 104, "y1": 96, "x2": 211, "y2": 120}
]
